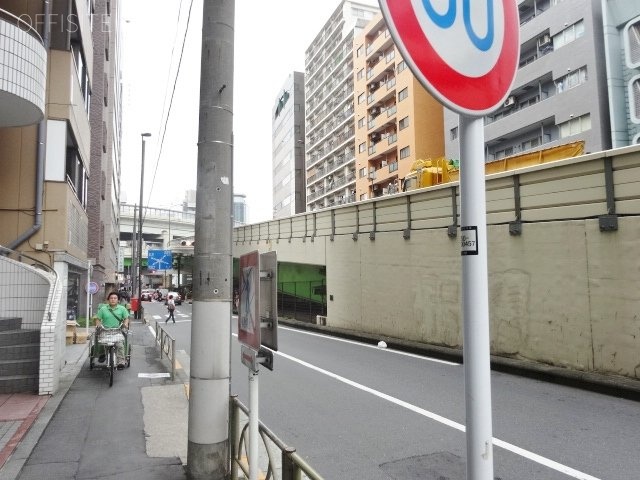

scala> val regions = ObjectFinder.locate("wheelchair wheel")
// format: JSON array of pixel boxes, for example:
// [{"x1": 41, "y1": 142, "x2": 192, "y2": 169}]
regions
[
  {"x1": 108, "y1": 347, "x2": 115, "y2": 387},
  {"x1": 126, "y1": 343, "x2": 132, "y2": 368}
]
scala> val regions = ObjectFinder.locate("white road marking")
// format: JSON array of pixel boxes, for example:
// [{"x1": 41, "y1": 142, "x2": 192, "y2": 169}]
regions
[
  {"x1": 279, "y1": 325, "x2": 459, "y2": 366},
  {"x1": 230, "y1": 331, "x2": 600, "y2": 480},
  {"x1": 138, "y1": 372, "x2": 171, "y2": 378}
]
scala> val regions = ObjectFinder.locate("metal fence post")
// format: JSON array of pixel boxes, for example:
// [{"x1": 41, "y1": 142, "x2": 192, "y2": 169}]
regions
[
  {"x1": 171, "y1": 337, "x2": 176, "y2": 381},
  {"x1": 282, "y1": 447, "x2": 297, "y2": 480},
  {"x1": 229, "y1": 396, "x2": 239, "y2": 480}
]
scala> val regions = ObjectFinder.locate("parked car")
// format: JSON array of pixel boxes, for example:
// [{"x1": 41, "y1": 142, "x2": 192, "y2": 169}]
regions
[
  {"x1": 165, "y1": 292, "x2": 182, "y2": 305},
  {"x1": 140, "y1": 289, "x2": 155, "y2": 301}
]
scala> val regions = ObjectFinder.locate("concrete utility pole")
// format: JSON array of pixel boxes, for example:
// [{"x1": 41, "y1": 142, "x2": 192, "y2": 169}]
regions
[{"x1": 187, "y1": 1, "x2": 234, "y2": 478}]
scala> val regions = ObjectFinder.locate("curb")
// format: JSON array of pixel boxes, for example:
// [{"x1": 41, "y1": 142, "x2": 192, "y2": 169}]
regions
[{"x1": 278, "y1": 318, "x2": 640, "y2": 401}]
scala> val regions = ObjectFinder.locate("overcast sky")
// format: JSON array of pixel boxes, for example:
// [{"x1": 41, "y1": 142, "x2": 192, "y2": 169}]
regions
[{"x1": 119, "y1": 0, "x2": 378, "y2": 223}]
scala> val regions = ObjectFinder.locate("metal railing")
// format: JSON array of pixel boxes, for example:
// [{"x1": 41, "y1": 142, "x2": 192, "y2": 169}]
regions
[
  {"x1": 0, "y1": 245, "x2": 58, "y2": 329},
  {"x1": 155, "y1": 321, "x2": 176, "y2": 380},
  {"x1": 0, "y1": 8, "x2": 44, "y2": 44},
  {"x1": 278, "y1": 282, "x2": 326, "y2": 323},
  {"x1": 230, "y1": 396, "x2": 324, "y2": 480}
]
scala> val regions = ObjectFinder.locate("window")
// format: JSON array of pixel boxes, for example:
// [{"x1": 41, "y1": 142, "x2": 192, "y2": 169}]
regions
[
  {"x1": 558, "y1": 114, "x2": 591, "y2": 138},
  {"x1": 71, "y1": 40, "x2": 91, "y2": 114},
  {"x1": 399, "y1": 116, "x2": 409, "y2": 130},
  {"x1": 398, "y1": 87, "x2": 408, "y2": 102},
  {"x1": 556, "y1": 67, "x2": 587, "y2": 93},
  {"x1": 356, "y1": 45, "x2": 363, "y2": 58},
  {"x1": 553, "y1": 20, "x2": 584, "y2": 49},
  {"x1": 359, "y1": 142, "x2": 366, "y2": 153},
  {"x1": 357, "y1": 68, "x2": 364, "y2": 80},
  {"x1": 450, "y1": 126, "x2": 458, "y2": 140},
  {"x1": 66, "y1": 143, "x2": 88, "y2": 209},
  {"x1": 358, "y1": 93, "x2": 365, "y2": 104},
  {"x1": 359, "y1": 167, "x2": 366, "y2": 177},
  {"x1": 624, "y1": 17, "x2": 640, "y2": 68},
  {"x1": 397, "y1": 60, "x2": 406, "y2": 73},
  {"x1": 358, "y1": 117, "x2": 365, "y2": 128},
  {"x1": 400, "y1": 146, "x2": 410, "y2": 159},
  {"x1": 389, "y1": 162, "x2": 398, "y2": 172}
]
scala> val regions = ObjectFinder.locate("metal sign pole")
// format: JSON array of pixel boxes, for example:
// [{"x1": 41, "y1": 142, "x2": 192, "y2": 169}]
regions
[
  {"x1": 248, "y1": 368, "x2": 259, "y2": 480},
  {"x1": 85, "y1": 260, "x2": 91, "y2": 338},
  {"x1": 459, "y1": 116, "x2": 494, "y2": 480}
]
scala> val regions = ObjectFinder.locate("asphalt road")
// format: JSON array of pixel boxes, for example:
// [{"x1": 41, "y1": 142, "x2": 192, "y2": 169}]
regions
[{"x1": 142, "y1": 301, "x2": 640, "y2": 480}]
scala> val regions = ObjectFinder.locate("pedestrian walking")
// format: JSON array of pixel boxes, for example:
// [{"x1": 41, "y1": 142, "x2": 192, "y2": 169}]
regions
[{"x1": 166, "y1": 295, "x2": 176, "y2": 323}]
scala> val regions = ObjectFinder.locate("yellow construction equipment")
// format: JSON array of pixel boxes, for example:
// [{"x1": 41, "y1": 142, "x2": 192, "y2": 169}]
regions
[
  {"x1": 402, "y1": 141, "x2": 585, "y2": 191},
  {"x1": 448, "y1": 140, "x2": 585, "y2": 181},
  {"x1": 402, "y1": 157, "x2": 455, "y2": 192}
]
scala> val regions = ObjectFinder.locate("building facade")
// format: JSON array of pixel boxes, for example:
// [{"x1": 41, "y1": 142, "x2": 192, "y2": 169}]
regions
[
  {"x1": 305, "y1": 0, "x2": 379, "y2": 211},
  {"x1": 352, "y1": 13, "x2": 444, "y2": 200},
  {"x1": 444, "y1": 0, "x2": 613, "y2": 161},
  {"x1": 88, "y1": 0, "x2": 122, "y2": 293},
  {"x1": 602, "y1": 1, "x2": 640, "y2": 147},
  {"x1": 0, "y1": 0, "x2": 99, "y2": 321},
  {"x1": 272, "y1": 72, "x2": 306, "y2": 219}
]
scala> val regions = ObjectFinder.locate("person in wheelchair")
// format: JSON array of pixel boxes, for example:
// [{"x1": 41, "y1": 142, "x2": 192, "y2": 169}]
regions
[{"x1": 95, "y1": 291, "x2": 130, "y2": 369}]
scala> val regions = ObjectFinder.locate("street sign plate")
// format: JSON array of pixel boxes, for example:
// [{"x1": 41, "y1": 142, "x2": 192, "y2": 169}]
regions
[
  {"x1": 238, "y1": 251, "x2": 260, "y2": 351},
  {"x1": 86, "y1": 281, "x2": 99, "y2": 295},
  {"x1": 379, "y1": 0, "x2": 520, "y2": 116},
  {"x1": 147, "y1": 249, "x2": 173, "y2": 270}
]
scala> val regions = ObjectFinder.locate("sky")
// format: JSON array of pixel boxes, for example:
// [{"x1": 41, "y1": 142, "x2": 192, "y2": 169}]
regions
[{"x1": 119, "y1": 0, "x2": 378, "y2": 223}]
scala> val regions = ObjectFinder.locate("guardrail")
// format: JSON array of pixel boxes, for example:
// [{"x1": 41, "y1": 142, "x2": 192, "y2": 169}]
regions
[
  {"x1": 154, "y1": 321, "x2": 176, "y2": 380},
  {"x1": 230, "y1": 396, "x2": 324, "y2": 480}
]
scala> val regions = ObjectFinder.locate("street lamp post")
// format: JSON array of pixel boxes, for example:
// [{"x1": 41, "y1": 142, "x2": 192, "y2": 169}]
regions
[{"x1": 137, "y1": 133, "x2": 151, "y2": 318}]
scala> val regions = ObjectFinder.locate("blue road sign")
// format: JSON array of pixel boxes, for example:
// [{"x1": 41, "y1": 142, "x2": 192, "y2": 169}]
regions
[{"x1": 147, "y1": 249, "x2": 173, "y2": 270}]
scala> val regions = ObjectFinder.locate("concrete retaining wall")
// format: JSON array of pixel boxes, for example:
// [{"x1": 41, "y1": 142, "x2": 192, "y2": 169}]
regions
[{"x1": 234, "y1": 144, "x2": 640, "y2": 379}]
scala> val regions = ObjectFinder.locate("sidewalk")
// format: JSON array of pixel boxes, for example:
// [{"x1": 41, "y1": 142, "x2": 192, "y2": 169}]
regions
[{"x1": 0, "y1": 320, "x2": 190, "y2": 480}]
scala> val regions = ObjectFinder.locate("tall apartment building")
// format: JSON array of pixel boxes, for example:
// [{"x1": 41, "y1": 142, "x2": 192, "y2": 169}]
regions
[
  {"x1": 602, "y1": 2, "x2": 640, "y2": 146},
  {"x1": 444, "y1": 0, "x2": 613, "y2": 161},
  {"x1": 88, "y1": 0, "x2": 122, "y2": 293},
  {"x1": 353, "y1": 13, "x2": 444, "y2": 200},
  {"x1": 272, "y1": 72, "x2": 305, "y2": 219},
  {"x1": 305, "y1": 0, "x2": 379, "y2": 211}
]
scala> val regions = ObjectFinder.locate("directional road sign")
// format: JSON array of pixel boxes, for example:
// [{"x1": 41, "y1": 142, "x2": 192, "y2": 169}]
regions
[
  {"x1": 147, "y1": 249, "x2": 173, "y2": 270},
  {"x1": 379, "y1": 0, "x2": 519, "y2": 116}
]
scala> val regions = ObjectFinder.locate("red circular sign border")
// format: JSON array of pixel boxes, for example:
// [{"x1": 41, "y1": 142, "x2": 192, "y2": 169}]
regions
[{"x1": 382, "y1": 0, "x2": 520, "y2": 116}]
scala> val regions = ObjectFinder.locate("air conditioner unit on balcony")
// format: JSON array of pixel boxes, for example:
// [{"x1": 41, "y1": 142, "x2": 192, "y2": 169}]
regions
[
  {"x1": 503, "y1": 96, "x2": 516, "y2": 107},
  {"x1": 537, "y1": 34, "x2": 551, "y2": 47},
  {"x1": 381, "y1": 160, "x2": 387, "y2": 167}
]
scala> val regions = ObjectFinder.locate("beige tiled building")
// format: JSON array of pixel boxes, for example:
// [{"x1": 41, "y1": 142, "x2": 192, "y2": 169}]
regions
[
  {"x1": 0, "y1": 0, "x2": 121, "y2": 320},
  {"x1": 353, "y1": 13, "x2": 445, "y2": 200}
]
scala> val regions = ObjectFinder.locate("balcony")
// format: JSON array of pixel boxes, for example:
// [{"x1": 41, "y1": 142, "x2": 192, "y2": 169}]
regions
[{"x1": 0, "y1": 10, "x2": 47, "y2": 127}]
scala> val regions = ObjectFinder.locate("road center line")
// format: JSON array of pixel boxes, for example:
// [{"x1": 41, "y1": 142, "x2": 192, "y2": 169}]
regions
[
  {"x1": 279, "y1": 325, "x2": 459, "y2": 365},
  {"x1": 275, "y1": 348, "x2": 601, "y2": 480}
]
